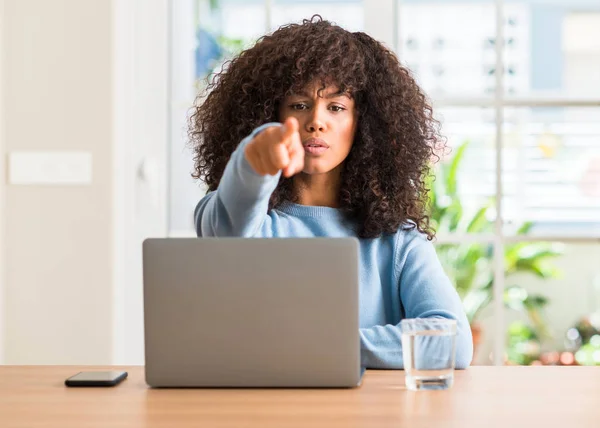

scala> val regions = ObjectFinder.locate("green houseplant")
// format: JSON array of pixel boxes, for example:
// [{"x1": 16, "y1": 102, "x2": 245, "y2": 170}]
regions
[{"x1": 427, "y1": 141, "x2": 563, "y2": 363}]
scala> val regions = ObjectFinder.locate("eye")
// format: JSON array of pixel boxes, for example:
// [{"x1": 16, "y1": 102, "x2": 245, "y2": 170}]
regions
[
  {"x1": 329, "y1": 105, "x2": 345, "y2": 112},
  {"x1": 290, "y1": 103, "x2": 308, "y2": 111}
]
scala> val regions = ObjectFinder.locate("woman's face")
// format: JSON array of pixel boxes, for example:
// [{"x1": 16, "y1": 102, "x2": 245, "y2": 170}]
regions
[{"x1": 278, "y1": 81, "x2": 358, "y2": 175}]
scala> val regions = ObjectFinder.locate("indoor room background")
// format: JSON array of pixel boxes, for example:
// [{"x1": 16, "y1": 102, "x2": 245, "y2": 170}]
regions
[{"x1": 0, "y1": 0, "x2": 599, "y2": 369}]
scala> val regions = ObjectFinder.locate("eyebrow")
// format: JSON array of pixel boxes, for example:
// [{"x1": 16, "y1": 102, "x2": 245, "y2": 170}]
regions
[{"x1": 292, "y1": 89, "x2": 351, "y2": 99}]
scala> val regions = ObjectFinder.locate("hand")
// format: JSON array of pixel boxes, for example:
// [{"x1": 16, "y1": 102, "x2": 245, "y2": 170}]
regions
[{"x1": 244, "y1": 117, "x2": 305, "y2": 178}]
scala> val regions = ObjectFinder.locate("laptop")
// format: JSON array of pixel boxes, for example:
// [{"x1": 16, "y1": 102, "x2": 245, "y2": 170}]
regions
[{"x1": 142, "y1": 237, "x2": 362, "y2": 388}]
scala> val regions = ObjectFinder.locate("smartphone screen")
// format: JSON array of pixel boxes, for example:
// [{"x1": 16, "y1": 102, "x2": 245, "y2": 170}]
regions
[{"x1": 65, "y1": 371, "x2": 128, "y2": 387}]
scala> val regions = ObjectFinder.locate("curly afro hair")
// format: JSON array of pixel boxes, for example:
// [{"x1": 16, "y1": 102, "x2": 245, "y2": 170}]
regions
[{"x1": 189, "y1": 16, "x2": 445, "y2": 240}]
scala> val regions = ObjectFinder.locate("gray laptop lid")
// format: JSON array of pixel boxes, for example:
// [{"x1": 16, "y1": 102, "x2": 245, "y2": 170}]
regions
[{"x1": 143, "y1": 237, "x2": 360, "y2": 388}]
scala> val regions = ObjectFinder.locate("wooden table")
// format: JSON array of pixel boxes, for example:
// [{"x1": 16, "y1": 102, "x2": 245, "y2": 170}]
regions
[{"x1": 1, "y1": 366, "x2": 599, "y2": 427}]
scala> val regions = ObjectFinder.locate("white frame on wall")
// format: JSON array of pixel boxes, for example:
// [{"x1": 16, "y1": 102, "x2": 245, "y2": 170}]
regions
[{"x1": 113, "y1": 0, "x2": 170, "y2": 364}]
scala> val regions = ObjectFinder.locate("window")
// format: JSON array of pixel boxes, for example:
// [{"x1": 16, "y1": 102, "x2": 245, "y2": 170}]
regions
[{"x1": 168, "y1": 0, "x2": 600, "y2": 366}]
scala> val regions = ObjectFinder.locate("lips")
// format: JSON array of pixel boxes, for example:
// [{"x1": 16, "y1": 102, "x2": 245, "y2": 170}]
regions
[{"x1": 303, "y1": 138, "x2": 329, "y2": 156}]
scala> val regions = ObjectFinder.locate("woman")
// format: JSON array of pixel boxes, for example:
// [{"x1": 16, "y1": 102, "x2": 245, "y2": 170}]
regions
[{"x1": 189, "y1": 16, "x2": 473, "y2": 369}]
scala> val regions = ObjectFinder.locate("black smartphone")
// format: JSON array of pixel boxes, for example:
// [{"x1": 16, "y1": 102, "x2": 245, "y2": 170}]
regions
[{"x1": 65, "y1": 371, "x2": 128, "y2": 387}]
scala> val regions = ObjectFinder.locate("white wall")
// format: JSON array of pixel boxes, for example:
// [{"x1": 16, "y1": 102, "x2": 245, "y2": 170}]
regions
[
  {"x1": 0, "y1": 0, "x2": 6, "y2": 363},
  {"x1": 2, "y1": 0, "x2": 113, "y2": 364},
  {"x1": 0, "y1": 0, "x2": 169, "y2": 366}
]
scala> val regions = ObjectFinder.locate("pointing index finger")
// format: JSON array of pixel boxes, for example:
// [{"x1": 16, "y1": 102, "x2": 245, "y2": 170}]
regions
[{"x1": 280, "y1": 117, "x2": 299, "y2": 146}]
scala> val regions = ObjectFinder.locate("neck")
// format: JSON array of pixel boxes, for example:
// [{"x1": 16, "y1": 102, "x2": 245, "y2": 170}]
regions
[{"x1": 293, "y1": 168, "x2": 342, "y2": 208}]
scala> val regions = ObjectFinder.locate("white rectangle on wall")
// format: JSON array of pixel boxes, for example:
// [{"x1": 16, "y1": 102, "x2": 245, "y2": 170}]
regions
[{"x1": 8, "y1": 151, "x2": 93, "y2": 185}]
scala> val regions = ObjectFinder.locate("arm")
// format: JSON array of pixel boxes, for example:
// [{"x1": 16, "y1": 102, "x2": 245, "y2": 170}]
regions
[
  {"x1": 360, "y1": 233, "x2": 473, "y2": 369},
  {"x1": 194, "y1": 123, "x2": 282, "y2": 237}
]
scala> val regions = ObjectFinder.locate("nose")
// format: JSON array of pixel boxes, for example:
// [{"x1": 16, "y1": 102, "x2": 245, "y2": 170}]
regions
[{"x1": 305, "y1": 107, "x2": 327, "y2": 133}]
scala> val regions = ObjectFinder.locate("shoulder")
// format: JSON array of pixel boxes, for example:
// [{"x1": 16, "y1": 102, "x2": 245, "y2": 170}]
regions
[
  {"x1": 393, "y1": 225, "x2": 432, "y2": 255},
  {"x1": 390, "y1": 226, "x2": 446, "y2": 289},
  {"x1": 392, "y1": 225, "x2": 438, "y2": 270}
]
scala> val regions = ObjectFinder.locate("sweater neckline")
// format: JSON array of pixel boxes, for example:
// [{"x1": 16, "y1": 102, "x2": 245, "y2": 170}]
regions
[{"x1": 276, "y1": 200, "x2": 346, "y2": 219}]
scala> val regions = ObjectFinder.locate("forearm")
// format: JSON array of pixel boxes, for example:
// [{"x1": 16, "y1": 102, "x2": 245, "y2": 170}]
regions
[
  {"x1": 195, "y1": 124, "x2": 281, "y2": 237},
  {"x1": 360, "y1": 324, "x2": 404, "y2": 369},
  {"x1": 359, "y1": 312, "x2": 473, "y2": 370}
]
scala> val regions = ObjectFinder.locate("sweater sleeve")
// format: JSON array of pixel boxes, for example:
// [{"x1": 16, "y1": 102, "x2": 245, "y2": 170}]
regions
[
  {"x1": 194, "y1": 123, "x2": 282, "y2": 237},
  {"x1": 359, "y1": 232, "x2": 473, "y2": 369}
]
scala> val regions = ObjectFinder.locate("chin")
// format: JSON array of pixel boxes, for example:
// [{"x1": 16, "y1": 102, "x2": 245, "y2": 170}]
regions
[
  {"x1": 301, "y1": 161, "x2": 332, "y2": 175},
  {"x1": 300, "y1": 157, "x2": 344, "y2": 175}
]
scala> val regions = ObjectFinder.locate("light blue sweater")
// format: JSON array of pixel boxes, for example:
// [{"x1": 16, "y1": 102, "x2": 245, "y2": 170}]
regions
[{"x1": 194, "y1": 124, "x2": 473, "y2": 369}]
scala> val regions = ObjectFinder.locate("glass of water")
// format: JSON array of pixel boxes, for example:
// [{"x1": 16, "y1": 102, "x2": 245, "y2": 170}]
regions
[{"x1": 401, "y1": 318, "x2": 457, "y2": 391}]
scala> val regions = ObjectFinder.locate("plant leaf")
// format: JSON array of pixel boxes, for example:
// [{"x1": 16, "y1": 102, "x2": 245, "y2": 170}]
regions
[
  {"x1": 466, "y1": 203, "x2": 493, "y2": 234},
  {"x1": 516, "y1": 221, "x2": 534, "y2": 235},
  {"x1": 446, "y1": 199, "x2": 464, "y2": 232},
  {"x1": 462, "y1": 289, "x2": 492, "y2": 323},
  {"x1": 447, "y1": 141, "x2": 470, "y2": 196}
]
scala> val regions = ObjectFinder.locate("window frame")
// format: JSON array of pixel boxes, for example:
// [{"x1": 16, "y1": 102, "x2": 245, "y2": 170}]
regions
[{"x1": 170, "y1": 0, "x2": 600, "y2": 365}]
